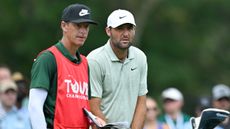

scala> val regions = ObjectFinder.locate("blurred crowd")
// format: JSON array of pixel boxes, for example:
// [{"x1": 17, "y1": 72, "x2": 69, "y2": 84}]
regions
[
  {"x1": 0, "y1": 63, "x2": 230, "y2": 129},
  {"x1": 0, "y1": 64, "x2": 31, "y2": 129},
  {"x1": 144, "y1": 85, "x2": 230, "y2": 129}
]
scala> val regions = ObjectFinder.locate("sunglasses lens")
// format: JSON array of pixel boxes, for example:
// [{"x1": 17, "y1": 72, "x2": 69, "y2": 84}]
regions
[
  {"x1": 147, "y1": 107, "x2": 157, "y2": 111},
  {"x1": 218, "y1": 97, "x2": 230, "y2": 101}
]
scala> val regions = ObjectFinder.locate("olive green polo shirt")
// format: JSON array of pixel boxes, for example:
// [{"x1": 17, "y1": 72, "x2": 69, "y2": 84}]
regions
[
  {"x1": 87, "y1": 40, "x2": 148, "y2": 126},
  {"x1": 30, "y1": 41, "x2": 90, "y2": 127}
]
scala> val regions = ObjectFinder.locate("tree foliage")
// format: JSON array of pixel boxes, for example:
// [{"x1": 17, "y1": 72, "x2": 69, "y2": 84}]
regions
[{"x1": 0, "y1": 0, "x2": 230, "y2": 114}]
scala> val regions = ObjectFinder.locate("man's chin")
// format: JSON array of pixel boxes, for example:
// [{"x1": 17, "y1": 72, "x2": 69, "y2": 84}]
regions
[
  {"x1": 73, "y1": 42, "x2": 84, "y2": 48},
  {"x1": 121, "y1": 42, "x2": 132, "y2": 48},
  {"x1": 119, "y1": 45, "x2": 131, "y2": 50}
]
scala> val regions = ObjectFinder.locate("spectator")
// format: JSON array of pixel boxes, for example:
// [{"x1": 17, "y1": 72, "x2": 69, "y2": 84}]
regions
[
  {"x1": 212, "y1": 84, "x2": 230, "y2": 129},
  {"x1": 144, "y1": 97, "x2": 169, "y2": 129},
  {"x1": 12, "y1": 72, "x2": 30, "y2": 115},
  {"x1": 159, "y1": 87, "x2": 192, "y2": 129},
  {"x1": 12, "y1": 72, "x2": 29, "y2": 109},
  {"x1": 0, "y1": 79, "x2": 31, "y2": 129},
  {"x1": 0, "y1": 64, "x2": 11, "y2": 81}
]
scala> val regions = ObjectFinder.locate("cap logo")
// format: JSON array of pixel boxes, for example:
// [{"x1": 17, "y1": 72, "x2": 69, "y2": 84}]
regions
[
  {"x1": 119, "y1": 15, "x2": 126, "y2": 19},
  {"x1": 79, "y1": 9, "x2": 90, "y2": 16}
]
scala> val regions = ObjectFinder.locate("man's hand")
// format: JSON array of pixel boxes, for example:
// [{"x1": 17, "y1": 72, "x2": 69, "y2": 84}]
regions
[
  {"x1": 95, "y1": 116, "x2": 106, "y2": 126},
  {"x1": 91, "y1": 116, "x2": 106, "y2": 129}
]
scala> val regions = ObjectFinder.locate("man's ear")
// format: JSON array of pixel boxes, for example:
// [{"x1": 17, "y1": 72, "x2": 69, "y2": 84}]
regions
[
  {"x1": 105, "y1": 27, "x2": 111, "y2": 37},
  {"x1": 61, "y1": 21, "x2": 68, "y2": 32}
]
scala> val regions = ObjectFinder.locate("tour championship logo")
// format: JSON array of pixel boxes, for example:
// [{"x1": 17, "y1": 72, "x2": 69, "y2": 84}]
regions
[{"x1": 64, "y1": 75, "x2": 88, "y2": 100}]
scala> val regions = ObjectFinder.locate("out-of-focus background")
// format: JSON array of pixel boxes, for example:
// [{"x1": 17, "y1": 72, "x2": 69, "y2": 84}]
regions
[{"x1": 0, "y1": 0, "x2": 230, "y2": 115}]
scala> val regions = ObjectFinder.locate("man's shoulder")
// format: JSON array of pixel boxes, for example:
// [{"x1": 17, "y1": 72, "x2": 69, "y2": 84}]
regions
[
  {"x1": 158, "y1": 114, "x2": 167, "y2": 123},
  {"x1": 130, "y1": 46, "x2": 146, "y2": 58},
  {"x1": 129, "y1": 46, "x2": 147, "y2": 64},
  {"x1": 158, "y1": 113, "x2": 191, "y2": 123},
  {"x1": 35, "y1": 50, "x2": 54, "y2": 61},
  {"x1": 32, "y1": 50, "x2": 56, "y2": 72},
  {"x1": 87, "y1": 45, "x2": 106, "y2": 60}
]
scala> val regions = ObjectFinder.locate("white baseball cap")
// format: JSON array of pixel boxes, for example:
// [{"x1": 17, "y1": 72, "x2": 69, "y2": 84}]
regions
[
  {"x1": 162, "y1": 87, "x2": 183, "y2": 101},
  {"x1": 107, "y1": 9, "x2": 136, "y2": 28},
  {"x1": 212, "y1": 84, "x2": 230, "y2": 100},
  {"x1": 0, "y1": 80, "x2": 17, "y2": 93}
]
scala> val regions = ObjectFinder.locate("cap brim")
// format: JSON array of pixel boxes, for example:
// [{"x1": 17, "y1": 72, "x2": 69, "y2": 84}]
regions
[
  {"x1": 108, "y1": 22, "x2": 136, "y2": 28},
  {"x1": 163, "y1": 97, "x2": 176, "y2": 100},
  {"x1": 162, "y1": 95, "x2": 182, "y2": 101},
  {"x1": 70, "y1": 19, "x2": 97, "y2": 25},
  {"x1": 214, "y1": 96, "x2": 230, "y2": 100}
]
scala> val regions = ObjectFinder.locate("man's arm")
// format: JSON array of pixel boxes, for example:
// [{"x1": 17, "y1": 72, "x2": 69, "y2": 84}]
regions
[
  {"x1": 90, "y1": 97, "x2": 107, "y2": 121},
  {"x1": 87, "y1": 53, "x2": 107, "y2": 128},
  {"x1": 131, "y1": 95, "x2": 146, "y2": 129},
  {"x1": 130, "y1": 52, "x2": 148, "y2": 129},
  {"x1": 28, "y1": 88, "x2": 48, "y2": 129},
  {"x1": 90, "y1": 97, "x2": 107, "y2": 129}
]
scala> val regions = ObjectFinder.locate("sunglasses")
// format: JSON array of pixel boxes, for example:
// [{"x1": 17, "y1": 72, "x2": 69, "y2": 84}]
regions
[
  {"x1": 147, "y1": 107, "x2": 158, "y2": 112},
  {"x1": 163, "y1": 98, "x2": 177, "y2": 103},
  {"x1": 217, "y1": 97, "x2": 230, "y2": 101}
]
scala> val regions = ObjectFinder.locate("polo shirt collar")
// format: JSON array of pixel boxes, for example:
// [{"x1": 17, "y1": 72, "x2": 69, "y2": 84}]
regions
[
  {"x1": 55, "y1": 42, "x2": 81, "y2": 63},
  {"x1": 128, "y1": 47, "x2": 135, "y2": 60},
  {"x1": 105, "y1": 40, "x2": 135, "y2": 62}
]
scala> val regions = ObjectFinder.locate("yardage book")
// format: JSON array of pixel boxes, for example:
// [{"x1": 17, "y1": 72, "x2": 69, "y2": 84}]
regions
[{"x1": 83, "y1": 108, "x2": 129, "y2": 129}]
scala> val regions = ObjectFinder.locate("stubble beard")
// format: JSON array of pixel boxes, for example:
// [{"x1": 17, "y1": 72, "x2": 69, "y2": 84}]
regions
[{"x1": 114, "y1": 41, "x2": 132, "y2": 50}]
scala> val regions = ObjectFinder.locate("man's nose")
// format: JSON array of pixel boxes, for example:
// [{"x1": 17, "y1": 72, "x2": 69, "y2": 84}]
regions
[
  {"x1": 79, "y1": 27, "x2": 87, "y2": 34},
  {"x1": 122, "y1": 28, "x2": 130, "y2": 36}
]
